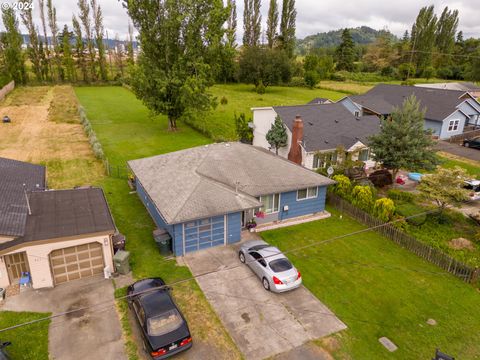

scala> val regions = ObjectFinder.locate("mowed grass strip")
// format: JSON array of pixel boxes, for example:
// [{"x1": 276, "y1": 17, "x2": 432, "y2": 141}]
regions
[
  {"x1": 260, "y1": 208, "x2": 480, "y2": 359},
  {"x1": 0, "y1": 311, "x2": 51, "y2": 360},
  {"x1": 74, "y1": 86, "x2": 212, "y2": 164}
]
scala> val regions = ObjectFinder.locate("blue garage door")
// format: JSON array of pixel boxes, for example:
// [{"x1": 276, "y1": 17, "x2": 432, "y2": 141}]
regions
[{"x1": 184, "y1": 216, "x2": 225, "y2": 253}]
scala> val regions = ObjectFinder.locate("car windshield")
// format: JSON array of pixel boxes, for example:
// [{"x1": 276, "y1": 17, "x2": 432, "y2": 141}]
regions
[
  {"x1": 269, "y1": 258, "x2": 293, "y2": 272},
  {"x1": 147, "y1": 309, "x2": 183, "y2": 336}
]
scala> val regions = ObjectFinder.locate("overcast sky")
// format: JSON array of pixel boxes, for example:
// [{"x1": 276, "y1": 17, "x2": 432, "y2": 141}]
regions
[{"x1": 1, "y1": 0, "x2": 479, "y2": 41}]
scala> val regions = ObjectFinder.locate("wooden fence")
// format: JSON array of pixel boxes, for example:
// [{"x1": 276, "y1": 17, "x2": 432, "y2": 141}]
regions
[
  {"x1": 103, "y1": 159, "x2": 129, "y2": 179},
  {"x1": 448, "y1": 128, "x2": 480, "y2": 143},
  {"x1": 327, "y1": 193, "x2": 479, "y2": 284}
]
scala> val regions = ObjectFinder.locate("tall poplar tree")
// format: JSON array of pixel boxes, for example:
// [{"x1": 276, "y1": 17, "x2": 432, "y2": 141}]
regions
[
  {"x1": 279, "y1": 0, "x2": 296, "y2": 58},
  {"x1": 226, "y1": 0, "x2": 237, "y2": 48},
  {"x1": 38, "y1": 0, "x2": 51, "y2": 80},
  {"x1": 78, "y1": 0, "x2": 96, "y2": 80},
  {"x1": 47, "y1": 0, "x2": 61, "y2": 81},
  {"x1": 435, "y1": 6, "x2": 458, "y2": 67},
  {"x1": 411, "y1": 5, "x2": 437, "y2": 75},
  {"x1": 266, "y1": 0, "x2": 278, "y2": 49},
  {"x1": 72, "y1": 15, "x2": 88, "y2": 82},
  {"x1": 123, "y1": 0, "x2": 228, "y2": 130},
  {"x1": 1, "y1": 7, "x2": 26, "y2": 84},
  {"x1": 243, "y1": 0, "x2": 253, "y2": 47},
  {"x1": 60, "y1": 25, "x2": 75, "y2": 82},
  {"x1": 126, "y1": 22, "x2": 134, "y2": 66},
  {"x1": 20, "y1": 0, "x2": 43, "y2": 81},
  {"x1": 91, "y1": 0, "x2": 107, "y2": 81},
  {"x1": 252, "y1": 0, "x2": 261, "y2": 46}
]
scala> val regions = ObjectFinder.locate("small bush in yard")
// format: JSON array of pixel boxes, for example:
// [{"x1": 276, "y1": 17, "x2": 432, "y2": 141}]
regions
[
  {"x1": 89, "y1": 133, "x2": 98, "y2": 146},
  {"x1": 220, "y1": 96, "x2": 228, "y2": 105},
  {"x1": 351, "y1": 185, "x2": 374, "y2": 212},
  {"x1": 92, "y1": 142, "x2": 105, "y2": 159},
  {"x1": 332, "y1": 175, "x2": 352, "y2": 199},
  {"x1": 373, "y1": 198, "x2": 396, "y2": 222}
]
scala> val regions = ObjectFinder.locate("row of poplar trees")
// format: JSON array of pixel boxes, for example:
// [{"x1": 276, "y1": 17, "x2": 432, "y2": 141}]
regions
[{"x1": 0, "y1": 0, "x2": 135, "y2": 85}]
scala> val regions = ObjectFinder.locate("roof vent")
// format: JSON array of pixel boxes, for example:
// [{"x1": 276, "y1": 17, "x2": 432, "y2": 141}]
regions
[
  {"x1": 308, "y1": 121, "x2": 314, "y2": 126},
  {"x1": 334, "y1": 119, "x2": 339, "y2": 123},
  {"x1": 324, "y1": 140, "x2": 329, "y2": 144}
]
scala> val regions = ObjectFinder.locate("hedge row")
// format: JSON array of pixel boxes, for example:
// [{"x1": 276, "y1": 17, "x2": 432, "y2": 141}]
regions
[{"x1": 79, "y1": 106, "x2": 105, "y2": 160}]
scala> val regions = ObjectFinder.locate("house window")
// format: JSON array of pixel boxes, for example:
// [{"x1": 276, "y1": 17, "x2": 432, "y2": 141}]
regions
[
  {"x1": 358, "y1": 148, "x2": 370, "y2": 162},
  {"x1": 448, "y1": 119, "x2": 460, "y2": 132},
  {"x1": 259, "y1": 194, "x2": 280, "y2": 214},
  {"x1": 297, "y1": 186, "x2": 318, "y2": 200},
  {"x1": 313, "y1": 152, "x2": 337, "y2": 169}
]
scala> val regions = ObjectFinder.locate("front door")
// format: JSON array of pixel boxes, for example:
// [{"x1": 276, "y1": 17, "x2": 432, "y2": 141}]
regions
[{"x1": 5, "y1": 252, "x2": 30, "y2": 283}]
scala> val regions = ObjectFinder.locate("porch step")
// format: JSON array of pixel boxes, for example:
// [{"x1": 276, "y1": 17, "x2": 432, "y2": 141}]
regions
[{"x1": 254, "y1": 211, "x2": 331, "y2": 232}]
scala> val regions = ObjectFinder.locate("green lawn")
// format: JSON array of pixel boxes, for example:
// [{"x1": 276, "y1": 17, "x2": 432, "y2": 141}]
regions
[
  {"x1": 438, "y1": 155, "x2": 480, "y2": 177},
  {"x1": 192, "y1": 83, "x2": 347, "y2": 140},
  {"x1": 261, "y1": 208, "x2": 480, "y2": 359},
  {"x1": 0, "y1": 311, "x2": 50, "y2": 360},
  {"x1": 74, "y1": 86, "x2": 212, "y2": 165}
]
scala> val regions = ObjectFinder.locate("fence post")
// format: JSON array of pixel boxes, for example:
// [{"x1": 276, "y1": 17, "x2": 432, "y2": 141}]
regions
[{"x1": 471, "y1": 268, "x2": 480, "y2": 284}]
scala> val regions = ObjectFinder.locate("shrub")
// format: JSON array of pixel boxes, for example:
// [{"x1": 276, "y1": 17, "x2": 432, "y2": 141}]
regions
[
  {"x1": 373, "y1": 198, "x2": 396, "y2": 222},
  {"x1": 387, "y1": 189, "x2": 414, "y2": 203},
  {"x1": 351, "y1": 185, "x2": 374, "y2": 212},
  {"x1": 288, "y1": 76, "x2": 307, "y2": 87},
  {"x1": 304, "y1": 71, "x2": 319, "y2": 88},
  {"x1": 83, "y1": 122, "x2": 92, "y2": 136},
  {"x1": 92, "y1": 142, "x2": 105, "y2": 159},
  {"x1": 369, "y1": 169, "x2": 393, "y2": 187},
  {"x1": 89, "y1": 133, "x2": 98, "y2": 146},
  {"x1": 220, "y1": 96, "x2": 228, "y2": 105},
  {"x1": 332, "y1": 174, "x2": 352, "y2": 199},
  {"x1": 256, "y1": 81, "x2": 266, "y2": 94}
]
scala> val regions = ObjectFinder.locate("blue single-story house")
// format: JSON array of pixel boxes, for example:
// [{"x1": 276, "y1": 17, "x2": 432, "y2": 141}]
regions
[{"x1": 128, "y1": 142, "x2": 334, "y2": 256}]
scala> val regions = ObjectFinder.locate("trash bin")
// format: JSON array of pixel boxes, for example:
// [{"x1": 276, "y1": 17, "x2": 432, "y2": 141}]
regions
[
  {"x1": 113, "y1": 250, "x2": 130, "y2": 275},
  {"x1": 153, "y1": 229, "x2": 172, "y2": 255}
]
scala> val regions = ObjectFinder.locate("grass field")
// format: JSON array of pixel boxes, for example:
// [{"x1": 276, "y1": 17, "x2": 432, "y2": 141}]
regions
[
  {"x1": 189, "y1": 83, "x2": 348, "y2": 140},
  {"x1": 75, "y1": 86, "x2": 240, "y2": 359},
  {"x1": 0, "y1": 311, "x2": 50, "y2": 360},
  {"x1": 438, "y1": 153, "x2": 480, "y2": 177},
  {"x1": 261, "y1": 208, "x2": 480, "y2": 359}
]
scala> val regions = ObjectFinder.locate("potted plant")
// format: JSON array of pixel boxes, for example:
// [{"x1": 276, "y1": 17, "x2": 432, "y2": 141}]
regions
[{"x1": 246, "y1": 219, "x2": 257, "y2": 232}]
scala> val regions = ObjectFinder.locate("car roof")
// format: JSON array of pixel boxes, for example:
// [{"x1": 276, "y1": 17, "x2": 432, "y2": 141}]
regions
[
  {"x1": 465, "y1": 179, "x2": 480, "y2": 186},
  {"x1": 138, "y1": 290, "x2": 176, "y2": 318},
  {"x1": 130, "y1": 278, "x2": 166, "y2": 295},
  {"x1": 257, "y1": 246, "x2": 285, "y2": 261}
]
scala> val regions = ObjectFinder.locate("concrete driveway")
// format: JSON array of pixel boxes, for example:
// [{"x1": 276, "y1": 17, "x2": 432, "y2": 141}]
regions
[
  {"x1": 2, "y1": 275, "x2": 126, "y2": 360},
  {"x1": 436, "y1": 141, "x2": 480, "y2": 162},
  {"x1": 184, "y1": 245, "x2": 347, "y2": 360}
]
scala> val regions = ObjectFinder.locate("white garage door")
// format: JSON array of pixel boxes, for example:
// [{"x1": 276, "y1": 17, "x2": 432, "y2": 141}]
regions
[{"x1": 50, "y1": 242, "x2": 104, "y2": 285}]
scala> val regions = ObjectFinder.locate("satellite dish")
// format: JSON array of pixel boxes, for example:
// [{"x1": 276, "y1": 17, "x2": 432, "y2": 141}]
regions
[{"x1": 327, "y1": 166, "x2": 334, "y2": 176}]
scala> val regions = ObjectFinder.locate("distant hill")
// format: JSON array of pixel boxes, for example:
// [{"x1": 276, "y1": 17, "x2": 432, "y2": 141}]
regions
[{"x1": 296, "y1": 26, "x2": 397, "y2": 55}]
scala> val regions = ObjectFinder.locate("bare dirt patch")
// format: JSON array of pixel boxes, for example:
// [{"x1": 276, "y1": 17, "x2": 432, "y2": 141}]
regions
[
  {"x1": 448, "y1": 238, "x2": 475, "y2": 251},
  {"x1": 0, "y1": 86, "x2": 104, "y2": 188}
]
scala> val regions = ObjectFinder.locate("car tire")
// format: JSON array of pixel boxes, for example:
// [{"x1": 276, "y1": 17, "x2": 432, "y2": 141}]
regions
[
  {"x1": 465, "y1": 142, "x2": 470, "y2": 147},
  {"x1": 239, "y1": 252, "x2": 245, "y2": 263},
  {"x1": 262, "y1": 277, "x2": 270, "y2": 291}
]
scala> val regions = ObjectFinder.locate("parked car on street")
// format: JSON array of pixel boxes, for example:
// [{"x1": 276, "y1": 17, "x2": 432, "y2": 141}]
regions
[
  {"x1": 239, "y1": 240, "x2": 302, "y2": 292},
  {"x1": 127, "y1": 278, "x2": 192, "y2": 359},
  {"x1": 464, "y1": 180, "x2": 480, "y2": 200},
  {"x1": 463, "y1": 138, "x2": 480, "y2": 149}
]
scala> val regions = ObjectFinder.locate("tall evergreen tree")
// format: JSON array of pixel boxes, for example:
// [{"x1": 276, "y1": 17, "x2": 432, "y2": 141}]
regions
[
  {"x1": 279, "y1": 0, "x2": 296, "y2": 58},
  {"x1": 411, "y1": 5, "x2": 437, "y2": 75},
  {"x1": 72, "y1": 15, "x2": 88, "y2": 82},
  {"x1": 91, "y1": 0, "x2": 107, "y2": 81},
  {"x1": 78, "y1": 0, "x2": 96, "y2": 81},
  {"x1": 266, "y1": 115, "x2": 288, "y2": 155},
  {"x1": 435, "y1": 6, "x2": 458, "y2": 67},
  {"x1": 20, "y1": 0, "x2": 43, "y2": 81},
  {"x1": 1, "y1": 7, "x2": 26, "y2": 84},
  {"x1": 60, "y1": 25, "x2": 75, "y2": 82},
  {"x1": 266, "y1": 0, "x2": 278, "y2": 49},
  {"x1": 368, "y1": 95, "x2": 438, "y2": 180},
  {"x1": 123, "y1": 0, "x2": 228, "y2": 130},
  {"x1": 335, "y1": 28, "x2": 355, "y2": 71},
  {"x1": 226, "y1": 0, "x2": 237, "y2": 48}
]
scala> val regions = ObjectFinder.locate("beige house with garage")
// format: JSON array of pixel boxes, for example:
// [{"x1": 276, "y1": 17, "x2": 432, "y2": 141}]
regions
[{"x1": 0, "y1": 157, "x2": 116, "y2": 289}]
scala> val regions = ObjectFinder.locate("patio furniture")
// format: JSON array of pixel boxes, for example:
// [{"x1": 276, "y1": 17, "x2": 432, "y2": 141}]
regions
[{"x1": 19, "y1": 272, "x2": 31, "y2": 287}]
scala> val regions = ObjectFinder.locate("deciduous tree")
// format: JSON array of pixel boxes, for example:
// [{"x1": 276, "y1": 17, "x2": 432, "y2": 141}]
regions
[
  {"x1": 1, "y1": 7, "x2": 26, "y2": 84},
  {"x1": 279, "y1": 0, "x2": 296, "y2": 58},
  {"x1": 20, "y1": 0, "x2": 42, "y2": 81},
  {"x1": 411, "y1": 5, "x2": 437, "y2": 75},
  {"x1": 91, "y1": 0, "x2": 107, "y2": 81},
  {"x1": 72, "y1": 15, "x2": 88, "y2": 82},
  {"x1": 266, "y1": 0, "x2": 278, "y2": 49}
]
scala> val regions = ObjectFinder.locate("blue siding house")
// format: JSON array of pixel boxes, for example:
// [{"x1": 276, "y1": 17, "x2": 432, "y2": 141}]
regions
[{"x1": 128, "y1": 143, "x2": 334, "y2": 256}]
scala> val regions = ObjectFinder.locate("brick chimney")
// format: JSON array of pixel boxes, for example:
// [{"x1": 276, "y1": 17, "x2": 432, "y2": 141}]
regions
[{"x1": 288, "y1": 115, "x2": 303, "y2": 165}]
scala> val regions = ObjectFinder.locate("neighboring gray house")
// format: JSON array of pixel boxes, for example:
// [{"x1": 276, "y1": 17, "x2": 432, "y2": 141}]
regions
[
  {"x1": 128, "y1": 142, "x2": 334, "y2": 256},
  {"x1": 339, "y1": 84, "x2": 480, "y2": 139},
  {"x1": 415, "y1": 82, "x2": 480, "y2": 98},
  {"x1": 252, "y1": 102, "x2": 380, "y2": 170}
]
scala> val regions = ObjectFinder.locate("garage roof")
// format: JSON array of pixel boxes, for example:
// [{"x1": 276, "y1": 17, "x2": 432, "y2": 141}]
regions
[
  {"x1": 0, "y1": 157, "x2": 46, "y2": 237},
  {"x1": 128, "y1": 142, "x2": 334, "y2": 224}
]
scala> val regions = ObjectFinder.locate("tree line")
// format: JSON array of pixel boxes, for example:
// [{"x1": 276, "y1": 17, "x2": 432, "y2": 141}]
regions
[{"x1": 0, "y1": 0, "x2": 135, "y2": 86}]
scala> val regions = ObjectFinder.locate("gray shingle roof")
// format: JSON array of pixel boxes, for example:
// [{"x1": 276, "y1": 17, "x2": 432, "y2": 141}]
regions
[
  {"x1": 351, "y1": 83, "x2": 475, "y2": 121},
  {"x1": 415, "y1": 82, "x2": 480, "y2": 92},
  {"x1": 272, "y1": 103, "x2": 381, "y2": 152},
  {"x1": 128, "y1": 143, "x2": 334, "y2": 224},
  {"x1": 0, "y1": 188, "x2": 116, "y2": 252},
  {"x1": 307, "y1": 98, "x2": 331, "y2": 104},
  {"x1": 0, "y1": 157, "x2": 46, "y2": 237}
]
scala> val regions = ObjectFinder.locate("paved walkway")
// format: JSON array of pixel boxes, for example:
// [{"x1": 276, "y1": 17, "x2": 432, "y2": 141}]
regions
[
  {"x1": 2, "y1": 276, "x2": 126, "y2": 360},
  {"x1": 435, "y1": 141, "x2": 480, "y2": 162},
  {"x1": 184, "y1": 245, "x2": 347, "y2": 360}
]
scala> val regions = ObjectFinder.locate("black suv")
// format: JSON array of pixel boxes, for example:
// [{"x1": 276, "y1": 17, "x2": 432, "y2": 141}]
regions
[{"x1": 463, "y1": 138, "x2": 480, "y2": 149}]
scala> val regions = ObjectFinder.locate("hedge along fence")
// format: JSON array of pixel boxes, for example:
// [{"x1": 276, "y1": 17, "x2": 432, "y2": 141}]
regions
[
  {"x1": 327, "y1": 192, "x2": 479, "y2": 284},
  {"x1": 78, "y1": 106, "x2": 106, "y2": 161}
]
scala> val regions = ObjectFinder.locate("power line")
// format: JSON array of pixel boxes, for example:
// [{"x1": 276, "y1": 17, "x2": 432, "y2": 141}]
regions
[{"x1": 0, "y1": 199, "x2": 472, "y2": 334}]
